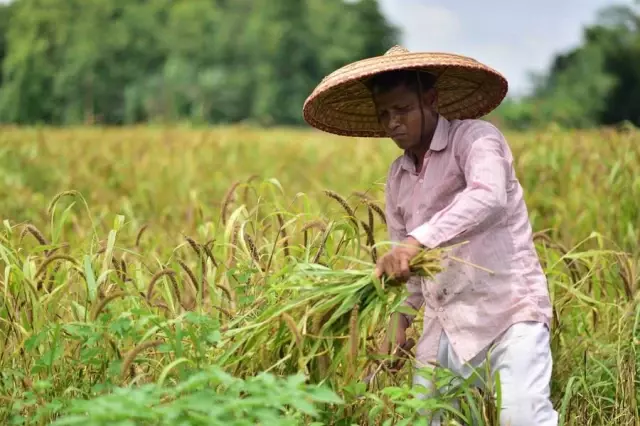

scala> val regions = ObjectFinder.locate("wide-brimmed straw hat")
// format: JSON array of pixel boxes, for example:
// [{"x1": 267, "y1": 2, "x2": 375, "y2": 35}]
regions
[{"x1": 302, "y1": 45, "x2": 509, "y2": 138}]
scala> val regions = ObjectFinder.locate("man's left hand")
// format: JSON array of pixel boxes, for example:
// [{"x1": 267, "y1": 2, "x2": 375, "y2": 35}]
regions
[{"x1": 374, "y1": 236, "x2": 423, "y2": 282}]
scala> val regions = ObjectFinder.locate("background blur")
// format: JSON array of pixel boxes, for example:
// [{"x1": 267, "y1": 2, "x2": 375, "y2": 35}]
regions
[{"x1": 0, "y1": 0, "x2": 638, "y2": 130}]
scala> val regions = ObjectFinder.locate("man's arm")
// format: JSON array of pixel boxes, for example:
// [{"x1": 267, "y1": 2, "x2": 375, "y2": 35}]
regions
[{"x1": 408, "y1": 128, "x2": 511, "y2": 250}]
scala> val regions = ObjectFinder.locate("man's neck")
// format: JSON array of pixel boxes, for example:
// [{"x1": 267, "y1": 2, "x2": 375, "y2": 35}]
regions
[
  {"x1": 408, "y1": 127, "x2": 437, "y2": 174},
  {"x1": 408, "y1": 146, "x2": 429, "y2": 174}
]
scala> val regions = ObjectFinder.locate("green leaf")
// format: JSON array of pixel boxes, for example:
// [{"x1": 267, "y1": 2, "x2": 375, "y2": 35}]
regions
[
  {"x1": 308, "y1": 386, "x2": 343, "y2": 404},
  {"x1": 83, "y1": 255, "x2": 97, "y2": 303},
  {"x1": 206, "y1": 330, "x2": 221, "y2": 344},
  {"x1": 25, "y1": 329, "x2": 49, "y2": 352},
  {"x1": 71, "y1": 301, "x2": 87, "y2": 322},
  {"x1": 394, "y1": 304, "x2": 418, "y2": 317},
  {"x1": 288, "y1": 397, "x2": 318, "y2": 416}
]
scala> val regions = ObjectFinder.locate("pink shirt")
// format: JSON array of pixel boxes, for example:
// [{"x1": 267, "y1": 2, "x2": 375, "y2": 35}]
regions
[{"x1": 385, "y1": 114, "x2": 553, "y2": 365}]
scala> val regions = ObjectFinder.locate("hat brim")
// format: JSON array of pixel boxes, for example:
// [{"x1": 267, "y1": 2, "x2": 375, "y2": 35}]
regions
[{"x1": 303, "y1": 51, "x2": 509, "y2": 138}]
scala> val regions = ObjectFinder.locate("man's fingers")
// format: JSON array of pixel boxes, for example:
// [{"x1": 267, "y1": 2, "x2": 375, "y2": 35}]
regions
[
  {"x1": 376, "y1": 251, "x2": 411, "y2": 282},
  {"x1": 374, "y1": 254, "x2": 389, "y2": 278},
  {"x1": 391, "y1": 254, "x2": 403, "y2": 279},
  {"x1": 400, "y1": 257, "x2": 410, "y2": 279},
  {"x1": 383, "y1": 256, "x2": 395, "y2": 279}
]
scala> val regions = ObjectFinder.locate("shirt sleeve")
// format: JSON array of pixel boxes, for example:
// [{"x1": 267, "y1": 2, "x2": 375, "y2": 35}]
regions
[
  {"x1": 408, "y1": 128, "x2": 510, "y2": 249},
  {"x1": 385, "y1": 165, "x2": 424, "y2": 324}
]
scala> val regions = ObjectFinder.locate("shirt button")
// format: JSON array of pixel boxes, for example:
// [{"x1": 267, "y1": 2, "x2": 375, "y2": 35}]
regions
[
  {"x1": 438, "y1": 307, "x2": 444, "y2": 312},
  {"x1": 419, "y1": 179, "x2": 424, "y2": 183}
]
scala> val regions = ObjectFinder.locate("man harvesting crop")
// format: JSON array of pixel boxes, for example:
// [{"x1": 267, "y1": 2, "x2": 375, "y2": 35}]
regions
[{"x1": 303, "y1": 46, "x2": 557, "y2": 425}]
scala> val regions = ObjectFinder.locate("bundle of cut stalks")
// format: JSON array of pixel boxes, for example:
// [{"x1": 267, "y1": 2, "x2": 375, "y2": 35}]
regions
[{"x1": 222, "y1": 248, "x2": 445, "y2": 381}]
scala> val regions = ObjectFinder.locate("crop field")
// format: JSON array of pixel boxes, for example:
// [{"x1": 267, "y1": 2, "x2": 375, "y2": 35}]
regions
[{"x1": 0, "y1": 124, "x2": 638, "y2": 425}]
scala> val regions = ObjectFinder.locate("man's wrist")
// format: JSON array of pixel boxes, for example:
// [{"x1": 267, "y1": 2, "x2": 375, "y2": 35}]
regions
[
  {"x1": 406, "y1": 235, "x2": 423, "y2": 248},
  {"x1": 408, "y1": 223, "x2": 437, "y2": 249}
]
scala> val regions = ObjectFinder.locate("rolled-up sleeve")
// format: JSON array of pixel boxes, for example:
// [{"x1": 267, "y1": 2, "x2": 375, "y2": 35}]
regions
[{"x1": 408, "y1": 131, "x2": 510, "y2": 249}]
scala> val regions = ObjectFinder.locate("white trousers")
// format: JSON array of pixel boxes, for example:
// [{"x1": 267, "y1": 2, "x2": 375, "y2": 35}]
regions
[{"x1": 412, "y1": 321, "x2": 558, "y2": 426}]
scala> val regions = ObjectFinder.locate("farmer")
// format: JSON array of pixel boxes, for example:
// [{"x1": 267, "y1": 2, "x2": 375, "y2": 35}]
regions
[{"x1": 303, "y1": 46, "x2": 557, "y2": 425}]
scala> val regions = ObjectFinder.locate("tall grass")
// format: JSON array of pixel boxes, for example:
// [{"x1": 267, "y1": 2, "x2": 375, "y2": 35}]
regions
[{"x1": 0, "y1": 124, "x2": 637, "y2": 425}]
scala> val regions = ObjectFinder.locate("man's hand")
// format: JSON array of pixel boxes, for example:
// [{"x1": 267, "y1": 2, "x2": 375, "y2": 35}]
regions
[{"x1": 374, "y1": 236, "x2": 423, "y2": 282}]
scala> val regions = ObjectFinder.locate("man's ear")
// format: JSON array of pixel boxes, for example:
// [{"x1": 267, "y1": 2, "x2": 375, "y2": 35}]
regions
[{"x1": 424, "y1": 88, "x2": 438, "y2": 110}]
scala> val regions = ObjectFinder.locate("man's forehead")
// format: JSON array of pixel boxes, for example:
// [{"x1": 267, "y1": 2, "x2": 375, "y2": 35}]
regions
[{"x1": 372, "y1": 85, "x2": 415, "y2": 106}]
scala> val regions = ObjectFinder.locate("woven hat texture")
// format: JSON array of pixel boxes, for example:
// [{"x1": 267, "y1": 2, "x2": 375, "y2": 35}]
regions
[{"x1": 302, "y1": 45, "x2": 509, "y2": 137}]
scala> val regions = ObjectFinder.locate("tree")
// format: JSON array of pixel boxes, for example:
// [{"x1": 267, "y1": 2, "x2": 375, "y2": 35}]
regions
[
  {"x1": 493, "y1": 3, "x2": 640, "y2": 129},
  {"x1": 0, "y1": 3, "x2": 13, "y2": 87},
  {"x1": 352, "y1": 0, "x2": 400, "y2": 60},
  {"x1": 0, "y1": 0, "x2": 399, "y2": 126}
]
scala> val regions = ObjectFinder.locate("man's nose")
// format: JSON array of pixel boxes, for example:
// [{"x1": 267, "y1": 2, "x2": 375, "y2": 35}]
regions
[{"x1": 388, "y1": 113, "x2": 401, "y2": 130}]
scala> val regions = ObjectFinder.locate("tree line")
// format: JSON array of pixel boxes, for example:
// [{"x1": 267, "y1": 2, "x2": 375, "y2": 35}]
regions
[
  {"x1": 0, "y1": 0, "x2": 397, "y2": 126},
  {"x1": 490, "y1": 2, "x2": 640, "y2": 130},
  {"x1": 1, "y1": 1, "x2": 640, "y2": 129}
]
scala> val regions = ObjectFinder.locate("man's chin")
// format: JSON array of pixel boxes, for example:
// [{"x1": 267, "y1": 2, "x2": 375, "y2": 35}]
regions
[{"x1": 392, "y1": 138, "x2": 412, "y2": 150}]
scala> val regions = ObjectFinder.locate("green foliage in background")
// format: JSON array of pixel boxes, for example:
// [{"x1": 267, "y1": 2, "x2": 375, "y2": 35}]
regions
[
  {"x1": 0, "y1": 0, "x2": 397, "y2": 126},
  {"x1": 490, "y1": 2, "x2": 640, "y2": 130},
  {"x1": 2, "y1": 1, "x2": 640, "y2": 129}
]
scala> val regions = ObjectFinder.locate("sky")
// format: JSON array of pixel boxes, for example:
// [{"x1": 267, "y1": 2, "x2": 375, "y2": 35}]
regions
[{"x1": 378, "y1": 0, "x2": 634, "y2": 97}]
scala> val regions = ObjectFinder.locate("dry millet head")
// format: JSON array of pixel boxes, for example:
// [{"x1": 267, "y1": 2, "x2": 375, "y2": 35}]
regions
[
  {"x1": 177, "y1": 259, "x2": 200, "y2": 297},
  {"x1": 183, "y1": 236, "x2": 207, "y2": 286},
  {"x1": 214, "y1": 282, "x2": 233, "y2": 302},
  {"x1": 300, "y1": 220, "x2": 328, "y2": 249},
  {"x1": 362, "y1": 200, "x2": 386, "y2": 225},
  {"x1": 92, "y1": 291, "x2": 129, "y2": 320},
  {"x1": 281, "y1": 313, "x2": 303, "y2": 349},
  {"x1": 135, "y1": 224, "x2": 149, "y2": 247},
  {"x1": 202, "y1": 244, "x2": 219, "y2": 268},
  {"x1": 47, "y1": 190, "x2": 80, "y2": 215},
  {"x1": 360, "y1": 220, "x2": 377, "y2": 263},
  {"x1": 120, "y1": 258, "x2": 129, "y2": 281},
  {"x1": 615, "y1": 253, "x2": 635, "y2": 300},
  {"x1": 19, "y1": 224, "x2": 49, "y2": 254},
  {"x1": 312, "y1": 225, "x2": 332, "y2": 264},
  {"x1": 112, "y1": 257, "x2": 124, "y2": 282},
  {"x1": 323, "y1": 190, "x2": 359, "y2": 230},
  {"x1": 34, "y1": 255, "x2": 78, "y2": 279},
  {"x1": 184, "y1": 235, "x2": 201, "y2": 256},
  {"x1": 277, "y1": 214, "x2": 290, "y2": 258},
  {"x1": 221, "y1": 181, "x2": 241, "y2": 225},
  {"x1": 120, "y1": 339, "x2": 164, "y2": 380},
  {"x1": 349, "y1": 304, "x2": 360, "y2": 363},
  {"x1": 225, "y1": 224, "x2": 240, "y2": 268},
  {"x1": 243, "y1": 174, "x2": 261, "y2": 203},
  {"x1": 243, "y1": 233, "x2": 261, "y2": 267},
  {"x1": 300, "y1": 220, "x2": 328, "y2": 234},
  {"x1": 146, "y1": 269, "x2": 180, "y2": 304}
]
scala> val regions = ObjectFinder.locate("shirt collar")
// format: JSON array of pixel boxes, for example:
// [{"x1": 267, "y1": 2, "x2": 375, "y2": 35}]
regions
[
  {"x1": 429, "y1": 114, "x2": 450, "y2": 151},
  {"x1": 399, "y1": 114, "x2": 450, "y2": 172}
]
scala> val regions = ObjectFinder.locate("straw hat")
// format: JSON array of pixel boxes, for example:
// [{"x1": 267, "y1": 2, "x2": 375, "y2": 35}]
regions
[{"x1": 302, "y1": 45, "x2": 509, "y2": 138}]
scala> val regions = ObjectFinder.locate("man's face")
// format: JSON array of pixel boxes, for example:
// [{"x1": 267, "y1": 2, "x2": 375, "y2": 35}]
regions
[{"x1": 372, "y1": 83, "x2": 437, "y2": 151}]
